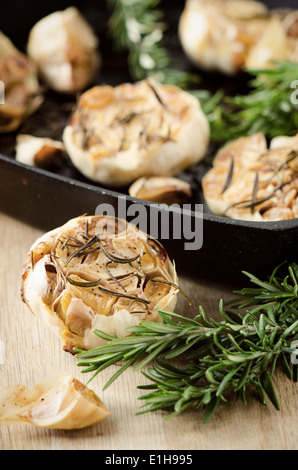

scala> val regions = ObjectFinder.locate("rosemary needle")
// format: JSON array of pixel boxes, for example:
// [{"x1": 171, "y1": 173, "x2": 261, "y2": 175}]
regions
[
  {"x1": 75, "y1": 262, "x2": 298, "y2": 421},
  {"x1": 66, "y1": 275, "x2": 151, "y2": 306}
]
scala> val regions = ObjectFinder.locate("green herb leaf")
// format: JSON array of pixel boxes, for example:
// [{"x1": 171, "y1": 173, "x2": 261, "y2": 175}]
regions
[
  {"x1": 260, "y1": 371, "x2": 280, "y2": 410},
  {"x1": 204, "y1": 61, "x2": 298, "y2": 143}
]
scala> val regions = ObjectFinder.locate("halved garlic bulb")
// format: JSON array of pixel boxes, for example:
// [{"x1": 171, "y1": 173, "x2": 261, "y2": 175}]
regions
[
  {"x1": 62, "y1": 79, "x2": 210, "y2": 186},
  {"x1": 202, "y1": 132, "x2": 298, "y2": 221},
  {"x1": 21, "y1": 215, "x2": 179, "y2": 353},
  {"x1": 0, "y1": 31, "x2": 42, "y2": 133},
  {"x1": 129, "y1": 176, "x2": 192, "y2": 204},
  {"x1": 16, "y1": 134, "x2": 66, "y2": 169},
  {"x1": 27, "y1": 7, "x2": 100, "y2": 93},
  {"x1": 178, "y1": 0, "x2": 298, "y2": 75},
  {"x1": 0, "y1": 372, "x2": 109, "y2": 429}
]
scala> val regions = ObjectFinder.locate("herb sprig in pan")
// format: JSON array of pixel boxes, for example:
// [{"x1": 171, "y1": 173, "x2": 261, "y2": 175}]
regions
[
  {"x1": 106, "y1": 0, "x2": 200, "y2": 88},
  {"x1": 75, "y1": 262, "x2": 298, "y2": 422},
  {"x1": 206, "y1": 61, "x2": 298, "y2": 143}
]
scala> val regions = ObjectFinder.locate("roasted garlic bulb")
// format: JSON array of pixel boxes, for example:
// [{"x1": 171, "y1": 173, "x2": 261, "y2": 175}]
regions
[
  {"x1": 246, "y1": 12, "x2": 298, "y2": 69},
  {"x1": 179, "y1": 0, "x2": 298, "y2": 75},
  {"x1": 62, "y1": 79, "x2": 210, "y2": 186},
  {"x1": 129, "y1": 176, "x2": 192, "y2": 204},
  {"x1": 16, "y1": 134, "x2": 66, "y2": 169},
  {"x1": 0, "y1": 31, "x2": 42, "y2": 133},
  {"x1": 0, "y1": 372, "x2": 109, "y2": 429},
  {"x1": 22, "y1": 215, "x2": 179, "y2": 353},
  {"x1": 202, "y1": 132, "x2": 298, "y2": 221},
  {"x1": 27, "y1": 7, "x2": 100, "y2": 93}
]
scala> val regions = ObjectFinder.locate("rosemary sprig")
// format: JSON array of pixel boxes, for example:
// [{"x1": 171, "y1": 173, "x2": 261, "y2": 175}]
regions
[
  {"x1": 76, "y1": 262, "x2": 298, "y2": 421},
  {"x1": 106, "y1": 0, "x2": 200, "y2": 88},
  {"x1": 207, "y1": 61, "x2": 298, "y2": 143}
]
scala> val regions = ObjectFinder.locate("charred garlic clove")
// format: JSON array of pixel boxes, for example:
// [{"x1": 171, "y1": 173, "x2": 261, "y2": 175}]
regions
[
  {"x1": 16, "y1": 134, "x2": 66, "y2": 169},
  {"x1": 0, "y1": 32, "x2": 42, "y2": 133},
  {"x1": 21, "y1": 215, "x2": 179, "y2": 352},
  {"x1": 0, "y1": 372, "x2": 110, "y2": 429},
  {"x1": 27, "y1": 7, "x2": 100, "y2": 93},
  {"x1": 62, "y1": 79, "x2": 209, "y2": 186},
  {"x1": 129, "y1": 176, "x2": 192, "y2": 204}
]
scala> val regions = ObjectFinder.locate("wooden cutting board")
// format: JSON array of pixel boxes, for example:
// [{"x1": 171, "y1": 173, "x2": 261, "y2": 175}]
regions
[{"x1": 0, "y1": 211, "x2": 297, "y2": 450}]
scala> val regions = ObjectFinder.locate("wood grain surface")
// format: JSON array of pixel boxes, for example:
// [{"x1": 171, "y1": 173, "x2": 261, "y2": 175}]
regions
[{"x1": 0, "y1": 211, "x2": 297, "y2": 450}]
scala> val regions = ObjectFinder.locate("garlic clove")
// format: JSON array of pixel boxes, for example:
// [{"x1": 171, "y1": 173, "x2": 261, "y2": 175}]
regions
[
  {"x1": 27, "y1": 7, "x2": 100, "y2": 93},
  {"x1": 15, "y1": 134, "x2": 66, "y2": 169},
  {"x1": 0, "y1": 372, "x2": 110, "y2": 429},
  {"x1": 129, "y1": 176, "x2": 192, "y2": 204}
]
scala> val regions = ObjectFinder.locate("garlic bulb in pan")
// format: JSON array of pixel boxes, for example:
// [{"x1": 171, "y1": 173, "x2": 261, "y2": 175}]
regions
[
  {"x1": 202, "y1": 132, "x2": 298, "y2": 221},
  {"x1": 0, "y1": 31, "x2": 42, "y2": 133},
  {"x1": 246, "y1": 13, "x2": 298, "y2": 69},
  {"x1": 63, "y1": 79, "x2": 209, "y2": 186},
  {"x1": 178, "y1": 0, "x2": 298, "y2": 75},
  {"x1": 27, "y1": 7, "x2": 100, "y2": 93}
]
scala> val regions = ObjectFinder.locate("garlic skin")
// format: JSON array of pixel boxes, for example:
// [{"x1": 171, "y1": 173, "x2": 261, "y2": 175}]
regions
[
  {"x1": 0, "y1": 32, "x2": 42, "y2": 133},
  {"x1": 15, "y1": 134, "x2": 66, "y2": 169},
  {"x1": 27, "y1": 7, "x2": 100, "y2": 93},
  {"x1": 129, "y1": 176, "x2": 192, "y2": 204},
  {"x1": 21, "y1": 215, "x2": 179, "y2": 353},
  {"x1": 62, "y1": 79, "x2": 209, "y2": 186},
  {"x1": 0, "y1": 372, "x2": 110, "y2": 429},
  {"x1": 178, "y1": 0, "x2": 298, "y2": 75}
]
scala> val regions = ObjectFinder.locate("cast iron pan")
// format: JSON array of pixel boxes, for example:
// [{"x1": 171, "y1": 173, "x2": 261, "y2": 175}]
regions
[{"x1": 0, "y1": 0, "x2": 297, "y2": 285}]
